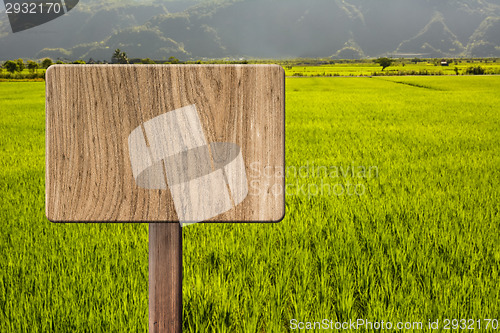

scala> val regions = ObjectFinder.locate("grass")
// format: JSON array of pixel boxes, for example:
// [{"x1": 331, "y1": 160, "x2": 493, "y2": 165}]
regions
[
  {"x1": 0, "y1": 69, "x2": 47, "y2": 80},
  {"x1": 0, "y1": 82, "x2": 148, "y2": 331},
  {"x1": 1, "y1": 76, "x2": 499, "y2": 332},
  {"x1": 283, "y1": 61, "x2": 500, "y2": 76}
]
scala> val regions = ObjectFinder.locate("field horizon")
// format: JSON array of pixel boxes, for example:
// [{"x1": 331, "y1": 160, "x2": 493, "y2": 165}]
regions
[{"x1": 2, "y1": 58, "x2": 500, "y2": 81}]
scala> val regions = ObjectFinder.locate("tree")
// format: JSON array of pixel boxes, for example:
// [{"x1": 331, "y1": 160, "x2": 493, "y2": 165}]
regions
[
  {"x1": 375, "y1": 57, "x2": 393, "y2": 71},
  {"x1": 42, "y1": 58, "x2": 53, "y2": 69},
  {"x1": 72, "y1": 60, "x2": 86, "y2": 64},
  {"x1": 141, "y1": 58, "x2": 156, "y2": 64},
  {"x1": 4, "y1": 60, "x2": 18, "y2": 73},
  {"x1": 16, "y1": 59, "x2": 25, "y2": 72},
  {"x1": 166, "y1": 56, "x2": 180, "y2": 64},
  {"x1": 27, "y1": 61, "x2": 39, "y2": 73},
  {"x1": 465, "y1": 66, "x2": 485, "y2": 75},
  {"x1": 112, "y1": 49, "x2": 129, "y2": 64}
]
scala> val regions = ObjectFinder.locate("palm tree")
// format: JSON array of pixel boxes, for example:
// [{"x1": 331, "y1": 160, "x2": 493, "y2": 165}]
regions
[{"x1": 112, "y1": 49, "x2": 129, "y2": 64}]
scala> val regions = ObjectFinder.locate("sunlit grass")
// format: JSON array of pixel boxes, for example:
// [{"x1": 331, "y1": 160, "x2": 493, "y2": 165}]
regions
[{"x1": 1, "y1": 77, "x2": 499, "y2": 331}]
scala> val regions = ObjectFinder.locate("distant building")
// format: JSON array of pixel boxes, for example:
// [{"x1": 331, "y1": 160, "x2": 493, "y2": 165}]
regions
[{"x1": 440, "y1": 59, "x2": 449, "y2": 66}]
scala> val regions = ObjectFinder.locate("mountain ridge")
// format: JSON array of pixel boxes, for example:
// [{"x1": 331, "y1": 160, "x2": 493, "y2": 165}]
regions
[{"x1": 0, "y1": 0, "x2": 499, "y2": 61}]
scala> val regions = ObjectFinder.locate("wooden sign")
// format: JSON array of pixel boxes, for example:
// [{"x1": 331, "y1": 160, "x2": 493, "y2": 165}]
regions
[
  {"x1": 46, "y1": 65, "x2": 285, "y2": 332},
  {"x1": 45, "y1": 65, "x2": 285, "y2": 224}
]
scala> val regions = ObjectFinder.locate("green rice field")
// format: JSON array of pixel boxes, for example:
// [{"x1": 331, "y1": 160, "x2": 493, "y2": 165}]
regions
[
  {"x1": 1, "y1": 76, "x2": 499, "y2": 331},
  {"x1": 283, "y1": 61, "x2": 500, "y2": 76}
]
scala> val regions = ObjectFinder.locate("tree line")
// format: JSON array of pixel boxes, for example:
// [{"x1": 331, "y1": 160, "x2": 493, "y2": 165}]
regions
[
  {"x1": 1, "y1": 51, "x2": 498, "y2": 80},
  {"x1": 0, "y1": 49, "x2": 183, "y2": 75}
]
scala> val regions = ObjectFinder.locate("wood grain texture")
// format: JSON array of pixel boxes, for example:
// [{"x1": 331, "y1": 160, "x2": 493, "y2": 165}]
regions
[
  {"x1": 149, "y1": 223, "x2": 182, "y2": 332},
  {"x1": 46, "y1": 65, "x2": 285, "y2": 222}
]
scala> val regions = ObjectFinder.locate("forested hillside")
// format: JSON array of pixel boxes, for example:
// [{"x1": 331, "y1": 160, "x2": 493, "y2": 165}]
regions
[{"x1": 0, "y1": 0, "x2": 499, "y2": 60}]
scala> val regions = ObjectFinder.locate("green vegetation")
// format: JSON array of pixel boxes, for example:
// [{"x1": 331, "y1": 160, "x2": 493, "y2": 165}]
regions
[
  {"x1": 27, "y1": 61, "x2": 39, "y2": 73},
  {"x1": 282, "y1": 59, "x2": 500, "y2": 77},
  {"x1": 0, "y1": 69, "x2": 46, "y2": 81},
  {"x1": 16, "y1": 59, "x2": 25, "y2": 72},
  {"x1": 465, "y1": 66, "x2": 486, "y2": 75},
  {"x1": 375, "y1": 57, "x2": 394, "y2": 71},
  {"x1": 3, "y1": 60, "x2": 18, "y2": 74},
  {"x1": 0, "y1": 82, "x2": 147, "y2": 331},
  {"x1": 41, "y1": 58, "x2": 53, "y2": 69},
  {"x1": 140, "y1": 58, "x2": 156, "y2": 64},
  {"x1": 111, "y1": 49, "x2": 129, "y2": 64},
  {"x1": 1, "y1": 76, "x2": 500, "y2": 331},
  {"x1": 166, "y1": 56, "x2": 180, "y2": 64},
  {"x1": 2, "y1": 58, "x2": 500, "y2": 81}
]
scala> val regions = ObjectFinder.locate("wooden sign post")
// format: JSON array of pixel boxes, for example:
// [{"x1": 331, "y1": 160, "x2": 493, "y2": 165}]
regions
[
  {"x1": 46, "y1": 65, "x2": 285, "y2": 331},
  {"x1": 149, "y1": 223, "x2": 182, "y2": 332}
]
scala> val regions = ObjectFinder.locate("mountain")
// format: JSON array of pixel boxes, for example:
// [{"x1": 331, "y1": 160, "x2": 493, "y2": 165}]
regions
[
  {"x1": 0, "y1": 0, "x2": 499, "y2": 61},
  {"x1": 396, "y1": 12, "x2": 466, "y2": 57},
  {"x1": 466, "y1": 16, "x2": 500, "y2": 57}
]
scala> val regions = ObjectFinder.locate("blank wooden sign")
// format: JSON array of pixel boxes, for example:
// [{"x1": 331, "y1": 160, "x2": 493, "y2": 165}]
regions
[{"x1": 45, "y1": 65, "x2": 285, "y2": 223}]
